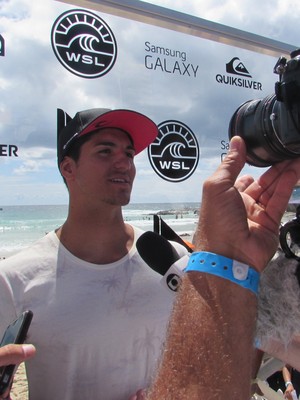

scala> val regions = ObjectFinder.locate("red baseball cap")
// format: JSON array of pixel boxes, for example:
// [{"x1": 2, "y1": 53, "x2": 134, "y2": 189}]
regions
[{"x1": 57, "y1": 108, "x2": 158, "y2": 164}]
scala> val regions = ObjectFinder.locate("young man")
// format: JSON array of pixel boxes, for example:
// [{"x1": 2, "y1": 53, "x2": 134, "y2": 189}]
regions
[{"x1": 0, "y1": 108, "x2": 187, "y2": 400}]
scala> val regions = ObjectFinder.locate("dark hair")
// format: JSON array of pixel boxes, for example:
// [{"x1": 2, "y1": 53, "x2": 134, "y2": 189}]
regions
[{"x1": 60, "y1": 131, "x2": 99, "y2": 186}]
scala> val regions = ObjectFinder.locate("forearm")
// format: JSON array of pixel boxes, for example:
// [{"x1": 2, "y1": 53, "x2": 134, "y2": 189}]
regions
[
  {"x1": 147, "y1": 272, "x2": 257, "y2": 400},
  {"x1": 145, "y1": 137, "x2": 300, "y2": 399},
  {"x1": 282, "y1": 366, "x2": 292, "y2": 383}
]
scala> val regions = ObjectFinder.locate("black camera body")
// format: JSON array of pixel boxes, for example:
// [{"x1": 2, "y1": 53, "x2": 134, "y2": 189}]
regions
[{"x1": 229, "y1": 49, "x2": 300, "y2": 167}]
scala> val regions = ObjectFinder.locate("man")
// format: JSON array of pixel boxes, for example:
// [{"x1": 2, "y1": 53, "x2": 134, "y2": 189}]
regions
[
  {"x1": 0, "y1": 108, "x2": 187, "y2": 400},
  {"x1": 132, "y1": 136, "x2": 300, "y2": 399}
]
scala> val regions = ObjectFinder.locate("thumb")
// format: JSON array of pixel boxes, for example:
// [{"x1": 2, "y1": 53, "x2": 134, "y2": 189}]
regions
[
  {"x1": 216, "y1": 136, "x2": 247, "y2": 187},
  {"x1": 0, "y1": 344, "x2": 36, "y2": 366},
  {"x1": 226, "y1": 135, "x2": 247, "y2": 171},
  {"x1": 201, "y1": 136, "x2": 247, "y2": 200}
]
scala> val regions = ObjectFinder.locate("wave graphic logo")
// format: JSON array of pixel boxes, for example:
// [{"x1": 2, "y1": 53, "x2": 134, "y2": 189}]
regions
[
  {"x1": 51, "y1": 9, "x2": 117, "y2": 78},
  {"x1": 148, "y1": 120, "x2": 199, "y2": 182}
]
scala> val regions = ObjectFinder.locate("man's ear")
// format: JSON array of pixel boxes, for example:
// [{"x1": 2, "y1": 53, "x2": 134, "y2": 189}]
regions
[{"x1": 59, "y1": 157, "x2": 76, "y2": 181}]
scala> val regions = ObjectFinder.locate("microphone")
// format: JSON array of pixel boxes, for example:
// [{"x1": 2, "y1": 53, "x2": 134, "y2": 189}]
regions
[{"x1": 136, "y1": 231, "x2": 190, "y2": 292}]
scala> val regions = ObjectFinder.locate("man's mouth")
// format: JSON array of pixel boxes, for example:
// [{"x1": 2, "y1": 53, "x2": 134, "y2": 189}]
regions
[{"x1": 110, "y1": 178, "x2": 130, "y2": 184}]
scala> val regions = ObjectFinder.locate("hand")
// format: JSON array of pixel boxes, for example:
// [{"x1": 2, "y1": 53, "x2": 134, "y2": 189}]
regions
[
  {"x1": 284, "y1": 384, "x2": 295, "y2": 400},
  {"x1": 194, "y1": 136, "x2": 300, "y2": 271},
  {"x1": 0, "y1": 344, "x2": 36, "y2": 399},
  {"x1": 0, "y1": 344, "x2": 36, "y2": 367}
]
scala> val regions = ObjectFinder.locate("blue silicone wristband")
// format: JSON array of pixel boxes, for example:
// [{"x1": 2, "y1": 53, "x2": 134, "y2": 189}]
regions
[{"x1": 184, "y1": 251, "x2": 260, "y2": 295}]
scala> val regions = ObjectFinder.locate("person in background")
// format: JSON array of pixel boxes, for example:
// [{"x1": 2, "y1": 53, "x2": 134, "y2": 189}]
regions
[
  {"x1": 282, "y1": 365, "x2": 300, "y2": 399},
  {"x1": 266, "y1": 369, "x2": 286, "y2": 394}
]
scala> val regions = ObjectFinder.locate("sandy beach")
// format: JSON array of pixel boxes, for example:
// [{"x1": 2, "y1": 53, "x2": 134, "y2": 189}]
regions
[{"x1": 11, "y1": 363, "x2": 28, "y2": 399}]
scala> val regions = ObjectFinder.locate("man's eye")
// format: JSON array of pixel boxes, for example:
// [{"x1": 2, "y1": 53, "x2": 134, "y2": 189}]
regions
[
  {"x1": 127, "y1": 152, "x2": 135, "y2": 159},
  {"x1": 99, "y1": 148, "x2": 111, "y2": 154}
]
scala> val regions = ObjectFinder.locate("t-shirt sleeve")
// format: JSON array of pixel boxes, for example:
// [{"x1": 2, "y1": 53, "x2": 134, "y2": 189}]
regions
[{"x1": 0, "y1": 272, "x2": 18, "y2": 338}]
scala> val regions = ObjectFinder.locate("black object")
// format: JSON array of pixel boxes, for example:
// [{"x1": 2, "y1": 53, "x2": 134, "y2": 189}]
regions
[
  {"x1": 153, "y1": 214, "x2": 194, "y2": 253},
  {"x1": 229, "y1": 49, "x2": 300, "y2": 167},
  {"x1": 280, "y1": 205, "x2": 300, "y2": 261},
  {"x1": 280, "y1": 205, "x2": 300, "y2": 288},
  {"x1": 136, "y1": 231, "x2": 180, "y2": 276}
]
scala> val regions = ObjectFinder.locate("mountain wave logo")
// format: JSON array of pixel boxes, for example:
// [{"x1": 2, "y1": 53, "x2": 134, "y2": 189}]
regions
[{"x1": 226, "y1": 57, "x2": 251, "y2": 77}]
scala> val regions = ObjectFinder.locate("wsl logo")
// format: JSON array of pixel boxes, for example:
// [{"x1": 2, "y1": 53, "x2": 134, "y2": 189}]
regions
[
  {"x1": 148, "y1": 120, "x2": 199, "y2": 182},
  {"x1": 0, "y1": 35, "x2": 5, "y2": 57},
  {"x1": 216, "y1": 57, "x2": 262, "y2": 91},
  {"x1": 51, "y1": 9, "x2": 117, "y2": 78}
]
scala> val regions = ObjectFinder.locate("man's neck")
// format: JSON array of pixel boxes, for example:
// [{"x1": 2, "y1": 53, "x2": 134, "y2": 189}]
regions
[{"x1": 56, "y1": 206, "x2": 134, "y2": 264}]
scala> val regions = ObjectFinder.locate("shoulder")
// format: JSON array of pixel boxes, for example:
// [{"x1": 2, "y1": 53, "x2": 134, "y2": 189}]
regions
[
  {"x1": 132, "y1": 225, "x2": 146, "y2": 239},
  {"x1": 0, "y1": 231, "x2": 58, "y2": 274}
]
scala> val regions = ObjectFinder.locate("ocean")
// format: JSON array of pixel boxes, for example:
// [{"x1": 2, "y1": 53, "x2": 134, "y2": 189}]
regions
[
  {"x1": 1, "y1": 187, "x2": 299, "y2": 259},
  {"x1": 0, "y1": 202, "x2": 200, "y2": 257}
]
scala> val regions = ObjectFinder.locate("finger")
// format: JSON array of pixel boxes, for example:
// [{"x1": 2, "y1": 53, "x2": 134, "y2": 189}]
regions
[
  {"x1": 206, "y1": 136, "x2": 247, "y2": 193},
  {"x1": 244, "y1": 158, "x2": 300, "y2": 202},
  {"x1": 135, "y1": 389, "x2": 146, "y2": 399},
  {"x1": 128, "y1": 389, "x2": 146, "y2": 400},
  {"x1": 261, "y1": 167, "x2": 298, "y2": 224},
  {"x1": 0, "y1": 344, "x2": 36, "y2": 366},
  {"x1": 235, "y1": 175, "x2": 254, "y2": 192}
]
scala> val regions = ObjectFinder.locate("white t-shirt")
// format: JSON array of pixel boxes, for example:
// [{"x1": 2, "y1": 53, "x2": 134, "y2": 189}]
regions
[{"x1": 0, "y1": 227, "x2": 188, "y2": 400}]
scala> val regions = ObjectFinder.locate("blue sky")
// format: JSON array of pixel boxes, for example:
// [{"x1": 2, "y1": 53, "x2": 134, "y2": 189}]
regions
[{"x1": 0, "y1": 0, "x2": 299, "y2": 205}]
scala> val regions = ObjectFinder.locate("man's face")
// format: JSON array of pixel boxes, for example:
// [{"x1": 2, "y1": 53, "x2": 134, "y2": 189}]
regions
[{"x1": 65, "y1": 128, "x2": 137, "y2": 207}]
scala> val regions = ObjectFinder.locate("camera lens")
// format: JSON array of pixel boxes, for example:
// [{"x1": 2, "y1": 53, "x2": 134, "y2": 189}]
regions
[
  {"x1": 280, "y1": 219, "x2": 300, "y2": 261},
  {"x1": 229, "y1": 94, "x2": 300, "y2": 167}
]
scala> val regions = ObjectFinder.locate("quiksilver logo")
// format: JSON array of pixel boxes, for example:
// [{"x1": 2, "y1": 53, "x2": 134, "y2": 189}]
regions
[
  {"x1": 148, "y1": 120, "x2": 199, "y2": 182},
  {"x1": 51, "y1": 9, "x2": 117, "y2": 78},
  {"x1": 216, "y1": 57, "x2": 262, "y2": 91},
  {"x1": 226, "y1": 57, "x2": 251, "y2": 77}
]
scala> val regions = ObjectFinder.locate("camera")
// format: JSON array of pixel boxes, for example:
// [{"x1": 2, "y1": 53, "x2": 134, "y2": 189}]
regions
[{"x1": 229, "y1": 49, "x2": 300, "y2": 167}]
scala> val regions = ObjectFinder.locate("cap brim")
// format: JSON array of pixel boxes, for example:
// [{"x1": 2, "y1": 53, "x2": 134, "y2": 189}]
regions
[{"x1": 79, "y1": 109, "x2": 158, "y2": 155}]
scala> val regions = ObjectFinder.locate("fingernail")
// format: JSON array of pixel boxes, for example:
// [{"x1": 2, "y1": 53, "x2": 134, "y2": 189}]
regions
[
  {"x1": 22, "y1": 344, "x2": 36, "y2": 357},
  {"x1": 229, "y1": 136, "x2": 241, "y2": 152}
]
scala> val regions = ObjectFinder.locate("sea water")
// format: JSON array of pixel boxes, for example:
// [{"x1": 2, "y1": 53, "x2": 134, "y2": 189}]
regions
[
  {"x1": 1, "y1": 188, "x2": 299, "y2": 258},
  {"x1": 0, "y1": 203, "x2": 200, "y2": 257}
]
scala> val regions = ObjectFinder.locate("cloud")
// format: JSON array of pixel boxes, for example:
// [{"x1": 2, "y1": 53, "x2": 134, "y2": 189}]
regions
[{"x1": 0, "y1": 0, "x2": 298, "y2": 205}]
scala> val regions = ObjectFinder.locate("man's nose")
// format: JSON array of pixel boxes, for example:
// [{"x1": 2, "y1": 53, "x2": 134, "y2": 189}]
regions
[{"x1": 114, "y1": 153, "x2": 133, "y2": 170}]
